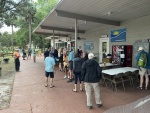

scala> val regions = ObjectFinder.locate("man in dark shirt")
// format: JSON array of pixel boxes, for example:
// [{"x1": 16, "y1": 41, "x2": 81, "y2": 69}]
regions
[
  {"x1": 81, "y1": 53, "x2": 102, "y2": 110},
  {"x1": 44, "y1": 49, "x2": 50, "y2": 60}
]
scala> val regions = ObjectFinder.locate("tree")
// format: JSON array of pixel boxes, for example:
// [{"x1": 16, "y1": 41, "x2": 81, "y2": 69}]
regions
[
  {"x1": 0, "y1": 32, "x2": 12, "y2": 47},
  {"x1": 1, "y1": 0, "x2": 59, "y2": 49}
]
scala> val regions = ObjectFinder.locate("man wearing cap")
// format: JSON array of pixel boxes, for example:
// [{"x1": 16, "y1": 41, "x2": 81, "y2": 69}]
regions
[
  {"x1": 13, "y1": 49, "x2": 20, "y2": 72},
  {"x1": 81, "y1": 53, "x2": 102, "y2": 109},
  {"x1": 136, "y1": 47, "x2": 150, "y2": 90}
]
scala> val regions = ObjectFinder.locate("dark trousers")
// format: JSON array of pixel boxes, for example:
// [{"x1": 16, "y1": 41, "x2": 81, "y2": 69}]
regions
[
  {"x1": 74, "y1": 72, "x2": 81, "y2": 84},
  {"x1": 15, "y1": 58, "x2": 20, "y2": 71}
]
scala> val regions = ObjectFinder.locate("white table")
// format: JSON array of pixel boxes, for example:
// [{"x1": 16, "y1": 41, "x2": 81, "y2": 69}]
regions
[
  {"x1": 102, "y1": 67, "x2": 138, "y2": 75},
  {"x1": 99, "y1": 63, "x2": 118, "y2": 67}
]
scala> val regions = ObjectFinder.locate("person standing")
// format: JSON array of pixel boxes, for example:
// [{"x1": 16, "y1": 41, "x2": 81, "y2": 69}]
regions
[
  {"x1": 136, "y1": 47, "x2": 150, "y2": 90},
  {"x1": 67, "y1": 49, "x2": 74, "y2": 83},
  {"x1": 53, "y1": 49, "x2": 58, "y2": 65},
  {"x1": 72, "y1": 53, "x2": 83, "y2": 92},
  {"x1": 45, "y1": 53, "x2": 56, "y2": 88},
  {"x1": 81, "y1": 53, "x2": 102, "y2": 109},
  {"x1": 13, "y1": 49, "x2": 20, "y2": 72},
  {"x1": 63, "y1": 51, "x2": 69, "y2": 79},
  {"x1": 33, "y1": 49, "x2": 36, "y2": 62},
  {"x1": 82, "y1": 52, "x2": 88, "y2": 62},
  {"x1": 44, "y1": 49, "x2": 50, "y2": 60},
  {"x1": 28, "y1": 48, "x2": 32, "y2": 60},
  {"x1": 58, "y1": 48, "x2": 63, "y2": 71}
]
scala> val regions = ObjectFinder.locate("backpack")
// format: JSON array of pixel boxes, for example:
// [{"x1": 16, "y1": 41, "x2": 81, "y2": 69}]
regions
[{"x1": 137, "y1": 53, "x2": 147, "y2": 67}]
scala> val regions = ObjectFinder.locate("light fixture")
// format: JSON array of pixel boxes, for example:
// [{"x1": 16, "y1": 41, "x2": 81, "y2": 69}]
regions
[{"x1": 107, "y1": 11, "x2": 113, "y2": 15}]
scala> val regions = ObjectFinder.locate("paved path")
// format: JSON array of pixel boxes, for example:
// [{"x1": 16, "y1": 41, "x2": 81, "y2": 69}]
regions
[{"x1": 0, "y1": 57, "x2": 149, "y2": 113}]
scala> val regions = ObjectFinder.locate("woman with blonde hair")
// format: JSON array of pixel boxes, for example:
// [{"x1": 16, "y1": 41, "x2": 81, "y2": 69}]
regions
[{"x1": 63, "y1": 51, "x2": 69, "y2": 78}]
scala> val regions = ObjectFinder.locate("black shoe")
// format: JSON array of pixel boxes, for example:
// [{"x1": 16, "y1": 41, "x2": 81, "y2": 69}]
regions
[
  {"x1": 67, "y1": 79, "x2": 72, "y2": 83},
  {"x1": 97, "y1": 104, "x2": 102, "y2": 108},
  {"x1": 87, "y1": 106, "x2": 92, "y2": 110}
]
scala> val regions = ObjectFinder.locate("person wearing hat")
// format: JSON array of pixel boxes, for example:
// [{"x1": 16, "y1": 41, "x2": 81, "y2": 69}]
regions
[
  {"x1": 13, "y1": 49, "x2": 20, "y2": 72},
  {"x1": 136, "y1": 47, "x2": 150, "y2": 90},
  {"x1": 81, "y1": 53, "x2": 102, "y2": 109},
  {"x1": 44, "y1": 53, "x2": 56, "y2": 88}
]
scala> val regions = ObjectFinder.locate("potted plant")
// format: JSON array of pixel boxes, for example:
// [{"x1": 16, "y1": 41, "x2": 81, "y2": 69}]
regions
[{"x1": 3, "y1": 58, "x2": 10, "y2": 63}]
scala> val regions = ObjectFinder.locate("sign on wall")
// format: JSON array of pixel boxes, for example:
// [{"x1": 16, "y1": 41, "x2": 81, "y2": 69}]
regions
[
  {"x1": 110, "y1": 28, "x2": 126, "y2": 42},
  {"x1": 84, "y1": 41, "x2": 94, "y2": 51}
]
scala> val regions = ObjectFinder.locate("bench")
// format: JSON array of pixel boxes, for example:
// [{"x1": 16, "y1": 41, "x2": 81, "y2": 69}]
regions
[{"x1": 0, "y1": 53, "x2": 13, "y2": 58}]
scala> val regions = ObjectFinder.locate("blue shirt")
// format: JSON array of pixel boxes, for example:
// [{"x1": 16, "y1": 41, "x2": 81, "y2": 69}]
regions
[
  {"x1": 45, "y1": 57, "x2": 55, "y2": 72},
  {"x1": 68, "y1": 51, "x2": 74, "y2": 61}
]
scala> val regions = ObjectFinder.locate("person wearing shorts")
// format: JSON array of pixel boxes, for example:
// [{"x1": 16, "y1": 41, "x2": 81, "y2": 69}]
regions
[
  {"x1": 63, "y1": 51, "x2": 69, "y2": 79},
  {"x1": 138, "y1": 67, "x2": 150, "y2": 90},
  {"x1": 45, "y1": 53, "x2": 56, "y2": 88},
  {"x1": 67, "y1": 49, "x2": 74, "y2": 83},
  {"x1": 136, "y1": 47, "x2": 150, "y2": 90}
]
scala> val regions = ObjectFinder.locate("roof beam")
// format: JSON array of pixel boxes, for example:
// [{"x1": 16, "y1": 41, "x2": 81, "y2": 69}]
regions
[
  {"x1": 34, "y1": 32, "x2": 68, "y2": 37},
  {"x1": 56, "y1": 10, "x2": 120, "y2": 26},
  {"x1": 40, "y1": 25, "x2": 85, "y2": 34}
]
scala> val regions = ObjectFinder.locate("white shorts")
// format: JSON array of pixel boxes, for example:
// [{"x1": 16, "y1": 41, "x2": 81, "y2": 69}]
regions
[{"x1": 139, "y1": 67, "x2": 150, "y2": 76}]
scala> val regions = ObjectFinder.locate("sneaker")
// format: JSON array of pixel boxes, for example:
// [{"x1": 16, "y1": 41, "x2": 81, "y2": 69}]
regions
[
  {"x1": 68, "y1": 76, "x2": 70, "y2": 79},
  {"x1": 87, "y1": 106, "x2": 92, "y2": 110},
  {"x1": 64, "y1": 75, "x2": 67, "y2": 78},
  {"x1": 67, "y1": 79, "x2": 72, "y2": 83},
  {"x1": 97, "y1": 104, "x2": 102, "y2": 108}
]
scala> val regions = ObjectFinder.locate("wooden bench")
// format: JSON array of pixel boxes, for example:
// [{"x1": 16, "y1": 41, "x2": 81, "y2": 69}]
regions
[{"x1": 0, "y1": 53, "x2": 13, "y2": 58}]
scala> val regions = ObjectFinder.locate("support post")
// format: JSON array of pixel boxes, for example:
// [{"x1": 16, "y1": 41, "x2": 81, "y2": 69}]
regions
[
  {"x1": 53, "y1": 30, "x2": 55, "y2": 49},
  {"x1": 75, "y1": 19, "x2": 78, "y2": 52}
]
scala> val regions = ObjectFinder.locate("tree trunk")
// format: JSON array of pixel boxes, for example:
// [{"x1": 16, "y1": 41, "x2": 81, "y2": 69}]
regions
[{"x1": 11, "y1": 24, "x2": 14, "y2": 50}]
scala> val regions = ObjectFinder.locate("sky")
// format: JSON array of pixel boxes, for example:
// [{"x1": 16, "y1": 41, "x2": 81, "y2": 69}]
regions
[{"x1": 0, "y1": 0, "x2": 37, "y2": 34}]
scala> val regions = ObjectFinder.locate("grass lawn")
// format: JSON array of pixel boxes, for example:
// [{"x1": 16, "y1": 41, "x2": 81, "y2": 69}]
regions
[{"x1": 0, "y1": 56, "x2": 15, "y2": 77}]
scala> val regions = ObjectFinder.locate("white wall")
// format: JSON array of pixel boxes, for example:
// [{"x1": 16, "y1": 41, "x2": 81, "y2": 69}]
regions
[{"x1": 70, "y1": 15, "x2": 150, "y2": 54}]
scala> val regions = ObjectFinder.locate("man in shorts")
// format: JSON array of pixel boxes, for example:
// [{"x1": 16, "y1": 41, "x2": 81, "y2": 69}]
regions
[
  {"x1": 136, "y1": 47, "x2": 150, "y2": 90},
  {"x1": 45, "y1": 53, "x2": 56, "y2": 88}
]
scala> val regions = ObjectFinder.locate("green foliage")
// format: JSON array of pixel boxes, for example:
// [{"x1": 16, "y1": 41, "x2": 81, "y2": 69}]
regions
[
  {"x1": 0, "y1": 32, "x2": 12, "y2": 47},
  {"x1": 1, "y1": 0, "x2": 59, "y2": 49}
]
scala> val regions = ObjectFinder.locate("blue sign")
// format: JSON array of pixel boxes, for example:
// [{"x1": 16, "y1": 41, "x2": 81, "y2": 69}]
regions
[{"x1": 110, "y1": 28, "x2": 126, "y2": 42}]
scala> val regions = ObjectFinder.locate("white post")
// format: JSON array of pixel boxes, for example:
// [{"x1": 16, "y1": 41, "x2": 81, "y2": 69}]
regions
[
  {"x1": 53, "y1": 30, "x2": 55, "y2": 49},
  {"x1": 75, "y1": 19, "x2": 78, "y2": 52}
]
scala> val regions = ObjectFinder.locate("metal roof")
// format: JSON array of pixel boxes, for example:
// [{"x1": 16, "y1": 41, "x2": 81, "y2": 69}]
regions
[{"x1": 33, "y1": 0, "x2": 150, "y2": 36}]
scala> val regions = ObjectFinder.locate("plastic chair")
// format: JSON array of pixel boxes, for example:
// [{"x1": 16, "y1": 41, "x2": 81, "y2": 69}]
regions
[
  {"x1": 122, "y1": 71, "x2": 133, "y2": 88},
  {"x1": 131, "y1": 70, "x2": 139, "y2": 88},
  {"x1": 109, "y1": 73, "x2": 125, "y2": 92}
]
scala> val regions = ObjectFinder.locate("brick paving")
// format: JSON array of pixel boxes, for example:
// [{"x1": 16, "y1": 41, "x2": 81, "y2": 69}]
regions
[{"x1": 0, "y1": 56, "x2": 149, "y2": 113}]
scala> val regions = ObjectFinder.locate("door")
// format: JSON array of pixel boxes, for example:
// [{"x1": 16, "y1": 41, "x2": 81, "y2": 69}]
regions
[{"x1": 99, "y1": 38, "x2": 109, "y2": 63}]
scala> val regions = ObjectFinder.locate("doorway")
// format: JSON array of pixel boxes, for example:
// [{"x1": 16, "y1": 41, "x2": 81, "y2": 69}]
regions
[{"x1": 99, "y1": 38, "x2": 110, "y2": 63}]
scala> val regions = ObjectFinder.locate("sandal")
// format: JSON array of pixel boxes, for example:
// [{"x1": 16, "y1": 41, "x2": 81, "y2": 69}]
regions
[
  {"x1": 45, "y1": 84, "x2": 48, "y2": 87},
  {"x1": 80, "y1": 88, "x2": 83, "y2": 92},
  {"x1": 137, "y1": 86, "x2": 142, "y2": 89},
  {"x1": 50, "y1": 85, "x2": 55, "y2": 88},
  {"x1": 72, "y1": 89, "x2": 77, "y2": 92}
]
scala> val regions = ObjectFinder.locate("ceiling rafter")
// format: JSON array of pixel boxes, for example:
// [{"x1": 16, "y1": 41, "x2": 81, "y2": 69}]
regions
[
  {"x1": 40, "y1": 25, "x2": 85, "y2": 33},
  {"x1": 55, "y1": 10, "x2": 121, "y2": 26}
]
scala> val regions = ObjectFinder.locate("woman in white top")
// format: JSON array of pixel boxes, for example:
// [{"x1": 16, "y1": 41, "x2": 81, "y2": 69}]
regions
[{"x1": 58, "y1": 48, "x2": 63, "y2": 71}]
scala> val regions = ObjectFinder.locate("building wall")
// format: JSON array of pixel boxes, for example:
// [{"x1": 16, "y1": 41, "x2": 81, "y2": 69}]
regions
[{"x1": 70, "y1": 15, "x2": 150, "y2": 55}]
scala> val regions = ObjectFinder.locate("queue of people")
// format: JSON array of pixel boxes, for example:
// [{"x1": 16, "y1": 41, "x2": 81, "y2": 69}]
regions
[{"x1": 44, "y1": 47, "x2": 103, "y2": 110}]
